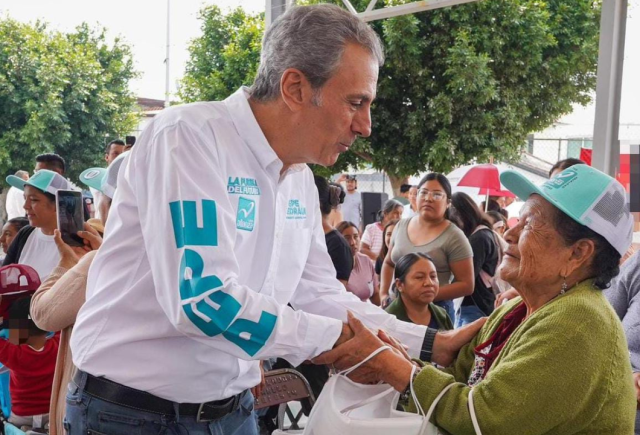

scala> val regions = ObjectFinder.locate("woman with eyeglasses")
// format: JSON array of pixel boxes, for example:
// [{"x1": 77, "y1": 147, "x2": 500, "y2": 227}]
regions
[{"x1": 380, "y1": 173, "x2": 474, "y2": 321}]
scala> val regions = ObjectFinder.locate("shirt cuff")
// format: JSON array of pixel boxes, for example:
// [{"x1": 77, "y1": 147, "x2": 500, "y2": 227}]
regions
[{"x1": 297, "y1": 313, "x2": 343, "y2": 364}]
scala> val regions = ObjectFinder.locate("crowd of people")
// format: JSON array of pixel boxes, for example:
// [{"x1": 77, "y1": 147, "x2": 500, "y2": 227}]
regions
[{"x1": 0, "y1": 4, "x2": 638, "y2": 435}]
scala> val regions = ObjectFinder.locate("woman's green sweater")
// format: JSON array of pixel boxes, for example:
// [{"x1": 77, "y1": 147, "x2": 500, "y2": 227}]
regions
[{"x1": 411, "y1": 280, "x2": 636, "y2": 434}]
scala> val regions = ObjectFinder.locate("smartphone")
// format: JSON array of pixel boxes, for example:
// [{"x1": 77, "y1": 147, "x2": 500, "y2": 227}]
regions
[{"x1": 56, "y1": 189, "x2": 84, "y2": 247}]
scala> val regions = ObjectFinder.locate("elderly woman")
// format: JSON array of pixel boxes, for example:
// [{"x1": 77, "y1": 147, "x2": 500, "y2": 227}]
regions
[{"x1": 316, "y1": 165, "x2": 637, "y2": 434}]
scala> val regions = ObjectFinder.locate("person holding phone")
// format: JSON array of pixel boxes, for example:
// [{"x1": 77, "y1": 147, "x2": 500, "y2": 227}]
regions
[
  {"x1": 30, "y1": 154, "x2": 126, "y2": 435},
  {"x1": 2, "y1": 170, "x2": 74, "y2": 281}
]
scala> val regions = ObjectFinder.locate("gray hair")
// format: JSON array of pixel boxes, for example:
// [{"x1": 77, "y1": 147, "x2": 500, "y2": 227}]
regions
[
  {"x1": 14, "y1": 170, "x2": 29, "y2": 180},
  {"x1": 250, "y1": 4, "x2": 384, "y2": 102}
]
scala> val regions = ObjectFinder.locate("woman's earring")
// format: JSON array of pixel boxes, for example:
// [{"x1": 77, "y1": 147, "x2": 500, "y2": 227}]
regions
[{"x1": 560, "y1": 276, "x2": 568, "y2": 295}]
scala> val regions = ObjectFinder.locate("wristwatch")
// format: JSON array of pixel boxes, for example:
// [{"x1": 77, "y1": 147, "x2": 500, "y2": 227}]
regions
[{"x1": 419, "y1": 328, "x2": 437, "y2": 362}]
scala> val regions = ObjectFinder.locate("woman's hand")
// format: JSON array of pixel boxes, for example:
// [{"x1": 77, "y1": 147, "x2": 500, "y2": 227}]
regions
[
  {"x1": 313, "y1": 312, "x2": 414, "y2": 391},
  {"x1": 431, "y1": 317, "x2": 487, "y2": 367},
  {"x1": 54, "y1": 223, "x2": 103, "y2": 269},
  {"x1": 79, "y1": 222, "x2": 103, "y2": 251},
  {"x1": 495, "y1": 288, "x2": 520, "y2": 308}
]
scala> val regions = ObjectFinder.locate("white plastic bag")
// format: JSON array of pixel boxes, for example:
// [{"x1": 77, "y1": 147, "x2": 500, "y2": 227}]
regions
[{"x1": 303, "y1": 346, "x2": 454, "y2": 435}]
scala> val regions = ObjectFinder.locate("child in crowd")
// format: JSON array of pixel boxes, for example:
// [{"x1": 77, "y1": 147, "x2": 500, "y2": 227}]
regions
[{"x1": 0, "y1": 295, "x2": 58, "y2": 431}]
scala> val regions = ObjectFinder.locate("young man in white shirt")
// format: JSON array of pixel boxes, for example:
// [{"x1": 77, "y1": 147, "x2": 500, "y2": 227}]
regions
[
  {"x1": 91, "y1": 139, "x2": 126, "y2": 220},
  {"x1": 67, "y1": 5, "x2": 482, "y2": 434},
  {"x1": 340, "y1": 174, "x2": 362, "y2": 230},
  {"x1": 5, "y1": 170, "x2": 29, "y2": 220}
]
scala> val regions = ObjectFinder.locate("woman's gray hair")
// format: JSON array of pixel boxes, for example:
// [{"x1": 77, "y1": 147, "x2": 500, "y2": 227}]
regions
[{"x1": 250, "y1": 4, "x2": 384, "y2": 102}]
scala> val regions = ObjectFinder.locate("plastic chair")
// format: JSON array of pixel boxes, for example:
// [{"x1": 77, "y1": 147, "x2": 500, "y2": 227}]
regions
[{"x1": 255, "y1": 368, "x2": 315, "y2": 433}]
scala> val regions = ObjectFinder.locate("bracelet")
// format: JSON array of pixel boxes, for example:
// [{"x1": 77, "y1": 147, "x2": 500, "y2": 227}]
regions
[
  {"x1": 399, "y1": 367, "x2": 421, "y2": 402},
  {"x1": 419, "y1": 328, "x2": 437, "y2": 363}
]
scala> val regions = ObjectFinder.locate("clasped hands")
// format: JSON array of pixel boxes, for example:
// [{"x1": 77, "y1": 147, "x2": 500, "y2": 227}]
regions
[{"x1": 313, "y1": 312, "x2": 486, "y2": 393}]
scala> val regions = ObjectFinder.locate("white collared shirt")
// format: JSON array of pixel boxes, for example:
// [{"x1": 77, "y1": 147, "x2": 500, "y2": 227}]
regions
[
  {"x1": 6, "y1": 186, "x2": 25, "y2": 220},
  {"x1": 71, "y1": 88, "x2": 427, "y2": 403}
]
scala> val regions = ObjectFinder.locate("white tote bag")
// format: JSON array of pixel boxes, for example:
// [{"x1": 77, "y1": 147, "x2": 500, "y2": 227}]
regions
[{"x1": 303, "y1": 346, "x2": 455, "y2": 435}]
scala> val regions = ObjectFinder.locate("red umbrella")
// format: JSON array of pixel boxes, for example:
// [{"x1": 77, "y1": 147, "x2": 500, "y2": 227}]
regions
[
  {"x1": 457, "y1": 164, "x2": 503, "y2": 210},
  {"x1": 457, "y1": 164, "x2": 502, "y2": 191},
  {"x1": 478, "y1": 187, "x2": 516, "y2": 198}
]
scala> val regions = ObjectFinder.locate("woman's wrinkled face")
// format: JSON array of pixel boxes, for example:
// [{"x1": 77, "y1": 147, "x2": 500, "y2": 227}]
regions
[
  {"x1": 499, "y1": 195, "x2": 572, "y2": 290},
  {"x1": 383, "y1": 206, "x2": 403, "y2": 225},
  {"x1": 383, "y1": 223, "x2": 396, "y2": 249},
  {"x1": 417, "y1": 180, "x2": 449, "y2": 221},
  {"x1": 397, "y1": 258, "x2": 439, "y2": 305},
  {"x1": 341, "y1": 226, "x2": 360, "y2": 257},
  {"x1": 0, "y1": 223, "x2": 18, "y2": 253}
]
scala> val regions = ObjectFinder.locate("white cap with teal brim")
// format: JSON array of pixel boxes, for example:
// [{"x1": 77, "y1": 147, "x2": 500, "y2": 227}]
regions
[
  {"x1": 79, "y1": 151, "x2": 129, "y2": 199},
  {"x1": 6, "y1": 169, "x2": 71, "y2": 195},
  {"x1": 500, "y1": 165, "x2": 633, "y2": 257}
]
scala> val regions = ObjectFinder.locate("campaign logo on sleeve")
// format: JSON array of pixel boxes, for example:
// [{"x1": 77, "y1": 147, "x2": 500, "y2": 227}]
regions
[{"x1": 236, "y1": 197, "x2": 256, "y2": 231}]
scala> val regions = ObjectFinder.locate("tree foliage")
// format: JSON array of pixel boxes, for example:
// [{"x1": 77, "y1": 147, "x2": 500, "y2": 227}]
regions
[
  {"x1": 0, "y1": 18, "x2": 138, "y2": 183},
  {"x1": 179, "y1": 6, "x2": 264, "y2": 103},
  {"x1": 179, "y1": 0, "x2": 601, "y2": 179}
]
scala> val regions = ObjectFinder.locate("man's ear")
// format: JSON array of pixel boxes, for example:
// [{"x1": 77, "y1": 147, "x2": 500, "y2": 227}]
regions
[{"x1": 280, "y1": 68, "x2": 313, "y2": 112}]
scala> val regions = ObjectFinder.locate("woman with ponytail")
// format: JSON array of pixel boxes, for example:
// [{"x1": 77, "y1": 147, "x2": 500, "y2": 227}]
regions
[{"x1": 314, "y1": 175, "x2": 353, "y2": 286}]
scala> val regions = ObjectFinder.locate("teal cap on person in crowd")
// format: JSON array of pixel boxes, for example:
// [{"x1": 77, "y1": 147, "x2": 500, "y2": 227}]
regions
[
  {"x1": 79, "y1": 151, "x2": 129, "y2": 199},
  {"x1": 500, "y1": 164, "x2": 633, "y2": 257},
  {"x1": 79, "y1": 167, "x2": 107, "y2": 194},
  {"x1": 6, "y1": 169, "x2": 71, "y2": 196}
]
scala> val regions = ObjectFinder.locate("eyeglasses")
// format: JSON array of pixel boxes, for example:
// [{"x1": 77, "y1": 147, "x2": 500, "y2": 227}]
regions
[{"x1": 418, "y1": 189, "x2": 446, "y2": 201}]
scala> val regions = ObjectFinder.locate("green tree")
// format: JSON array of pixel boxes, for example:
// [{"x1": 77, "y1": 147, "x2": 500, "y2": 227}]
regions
[
  {"x1": 179, "y1": 6, "x2": 264, "y2": 102},
  {"x1": 179, "y1": 1, "x2": 601, "y2": 190},
  {"x1": 0, "y1": 18, "x2": 138, "y2": 184}
]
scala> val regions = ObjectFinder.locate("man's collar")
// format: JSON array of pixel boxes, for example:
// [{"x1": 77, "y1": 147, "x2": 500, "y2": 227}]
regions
[{"x1": 225, "y1": 87, "x2": 307, "y2": 178}]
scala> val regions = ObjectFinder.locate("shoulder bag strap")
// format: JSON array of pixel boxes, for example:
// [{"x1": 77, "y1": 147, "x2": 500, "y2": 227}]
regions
[{"x1": 468, "y1": 388, "x2": 483, "y2": 435}]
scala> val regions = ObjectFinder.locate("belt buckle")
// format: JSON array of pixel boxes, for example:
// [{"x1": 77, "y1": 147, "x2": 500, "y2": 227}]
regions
[{"x1": 196, "y1": 402, "x2": 213, "y2": 423}]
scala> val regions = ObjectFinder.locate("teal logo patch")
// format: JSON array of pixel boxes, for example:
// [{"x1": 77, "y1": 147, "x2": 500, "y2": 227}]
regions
[
  {"x1": 228, "y1": 177, "x2": 261, "y2": 195},
  {"x1": 545, "y1": 167, "x2": 578, "y2": 190},
  {"x1": 286, "y1": 199, "x2": 306, "y2": 220},
  {"x1": 236, "y1": 197, "x2": 256, "y2": 232}
]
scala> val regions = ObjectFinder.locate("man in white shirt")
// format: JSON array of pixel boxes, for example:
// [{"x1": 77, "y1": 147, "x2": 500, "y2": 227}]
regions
[
  {"x1": 91, "y1": 139, "x2": 125, "y2": 220},
  {"x1": 5, "y1": 170, "x2": 29, "y2": 219},
  {"x1": 340, "y1": 174, "x2": 362, "y2": 230},
  {"x1": 68, "y1": 5, "x2": 482, "y2": 434}
]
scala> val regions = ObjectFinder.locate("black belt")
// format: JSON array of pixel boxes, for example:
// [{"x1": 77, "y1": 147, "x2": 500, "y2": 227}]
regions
[{"x1": 74, "y1": 370, "x2": 245, "y2": 422}]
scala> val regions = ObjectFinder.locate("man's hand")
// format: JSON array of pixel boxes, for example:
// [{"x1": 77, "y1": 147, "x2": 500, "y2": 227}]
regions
[
  {"x1": 313, "y1": 312, "x2": 413, "y2": 391},
  {"x1": 431, "y1": 317, "x2": 487, "y2": 367},
  {"x1": 633, "y1": 372, "x2": 640, "y2": 410}
]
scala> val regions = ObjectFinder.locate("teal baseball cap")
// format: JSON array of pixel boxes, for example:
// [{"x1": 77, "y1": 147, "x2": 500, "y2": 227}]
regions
[
  {"x1": 79, "y1": 151, "x2": 129, "y2": 199},
  {"x1": 79, "y1": 167, "x2": 107, "y2": 193},
  {"x1": 6, "y1": 169, "x2": 71, "y2": 195},
  {"x1": 500, "y1": 165, "x2": 633, "y2": 256}
]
